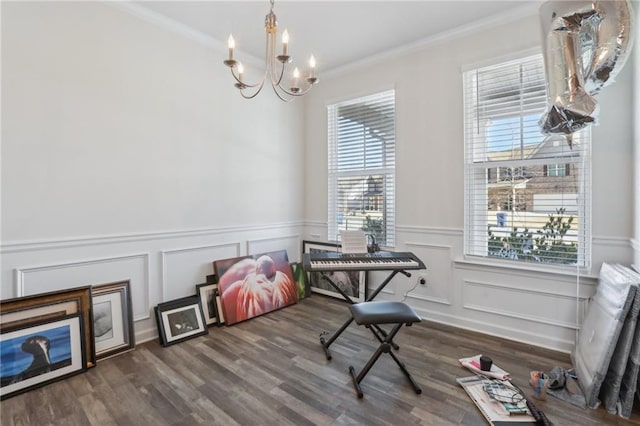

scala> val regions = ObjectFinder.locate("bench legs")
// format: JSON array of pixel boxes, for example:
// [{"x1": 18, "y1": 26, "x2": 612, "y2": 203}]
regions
[{"x1": 348, "y1": 323, "x2": 422, "y2": 398}]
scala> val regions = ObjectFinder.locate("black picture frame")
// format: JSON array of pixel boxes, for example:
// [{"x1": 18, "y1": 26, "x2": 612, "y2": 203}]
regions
[
  {"x1": 195, "y1": 283, "x2": 219, "y2": 327},
  {"x1": 155, "y1": 296, "x2": 208, "y2": 346},
  {"x1": 0, "y1": 313, "x2": 87, "y2": 400},
  {"x1": 302, "y1": 240, "x2": 367, "y2": 302},
  {"x1": 91, "y1": 280, "x2": 135, "y2": 361}
]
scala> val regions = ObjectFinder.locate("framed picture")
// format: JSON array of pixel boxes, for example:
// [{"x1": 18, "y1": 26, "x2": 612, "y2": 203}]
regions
[
  {"x1": 0, "y1": 286, "x2": 96, "y2": 368},
  {"x1": 0, "y1": 313, "x2": 87, "y2": 400},
  {"x1": 213, "y1": 250, "x2": 298, "y2": 325},
  {"x1": 92, "y1": 280, "x2": 135, "y2": 361},
  {"x1": 155, "y1": 296, "x2": 208, "y2": 346},
  {"x1": 290, "y1": 262, "x2": 311, "y2": 300},
  {"x1": 302, "y1": 240, "x2": 367, "y2": 302},
  {"x1": 195, "y1": 283, "x2": 219, "y2": 326},
  {"x1": 214, "y1": 287, "x2": 225, "y2": 325}
]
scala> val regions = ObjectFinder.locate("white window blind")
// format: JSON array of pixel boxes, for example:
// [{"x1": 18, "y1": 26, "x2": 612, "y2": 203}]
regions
[
  {"x1": 328, "y1": 90, "x2": 396, "y2": 247},
  {"x1": 463, "y1": 54, "x2": 591, "y2": 267}
]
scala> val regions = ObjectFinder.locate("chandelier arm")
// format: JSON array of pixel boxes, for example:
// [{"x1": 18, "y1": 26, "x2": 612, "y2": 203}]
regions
[
  {"x1": 275, "y1": 81, "x2": 314, "y2": 97},
  {"x1": 270, "y1": 84, "x2": 293, "y2": 102},
  {"x1": 239, "y1": 79, "x2": 267, "y2": 99},
  {"x1": 229, "y1": 67, "x2": 267, "y2": 89},
  {"x1": 240, "y1": 88, "x2": 264, "y2": 99},
  {"x1": 271, "y1": 59, "x2": 286, "y2": 87}
]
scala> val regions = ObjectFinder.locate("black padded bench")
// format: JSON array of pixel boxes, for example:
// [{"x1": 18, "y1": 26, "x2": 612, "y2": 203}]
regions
[{"x1": 348, "y1": 301, "x2": 422, "y2": 398}]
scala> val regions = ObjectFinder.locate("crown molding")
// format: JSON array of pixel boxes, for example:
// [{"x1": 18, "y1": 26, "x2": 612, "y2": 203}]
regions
[
  {"x1": 323, "y1": 1, "x2": 542, "y2": 79},
  {"x1": 111, "y1": 1, "x2": 541, "y2": 76},
  {"x1": 110, "y1": 1, "x2": 263, "y2": 68}
]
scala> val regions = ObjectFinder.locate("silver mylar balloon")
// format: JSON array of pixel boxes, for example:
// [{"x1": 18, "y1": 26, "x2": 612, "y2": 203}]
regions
[
  {"x1": 539, "y1": 0, "x2": 635, "y2": 137},
  {"x1": 584, "y1": 0, "x2": 634, "y2": 94}
]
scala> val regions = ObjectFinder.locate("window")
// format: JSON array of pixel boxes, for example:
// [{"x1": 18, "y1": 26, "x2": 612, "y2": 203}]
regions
[
  {"x1": 328, "y1": 90, "x2": 396, "y2": 247},
  {"x1": 546, "y1": 164, "x2": 569, "y2": 177},
  {"x1": 463, "y1": 54, "x2": 591, "y2": 267}
]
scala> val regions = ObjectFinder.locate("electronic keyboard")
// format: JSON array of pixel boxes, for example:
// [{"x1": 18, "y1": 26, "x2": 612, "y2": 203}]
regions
[{"x1": 303, "y1": 251, "x2": 425, "y2": 272}]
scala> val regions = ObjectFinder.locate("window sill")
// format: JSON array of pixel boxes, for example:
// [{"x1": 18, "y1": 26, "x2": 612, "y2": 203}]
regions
[{"x1": 454, "y1": 256, "x2": 597, "y2": 280}]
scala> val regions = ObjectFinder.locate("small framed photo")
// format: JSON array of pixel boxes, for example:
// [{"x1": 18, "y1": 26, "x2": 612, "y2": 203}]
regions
[
  {"x1": 290, "y1": 262, "x2": 311, "y2": 300},
  {"x1": 195, "y1": 283, "x2": 219, "y2": 327},
  {"x1": 215, "y1": 287, "x2": 225, "y2": 326},
  {"x1": 155, "y1": 296, "x2": 208, "y2": 346},
  {"x1": 91, "y1": 280, "x2": 135, "y2": 361},
  {"x1": 302, "y1": 240, "x2": 367, "y2": 303},
  {"x1": 0, "y1": 286, "x2": 96, "y2": 368},
  {"x1": 0, "y1": 313, "x2": 87, "y2": 400}
]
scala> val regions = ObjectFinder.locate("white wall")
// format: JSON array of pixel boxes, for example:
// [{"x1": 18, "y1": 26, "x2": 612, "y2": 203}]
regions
[
  {"x1": 633, "y1": 0, "x2": 640, "y2": 272},
  {"x1": 1, "y1": 2, "x2": 305, "y2": 341},
  {"x1": 303, "y1": 8, "x2": 635, "y2": 352}
]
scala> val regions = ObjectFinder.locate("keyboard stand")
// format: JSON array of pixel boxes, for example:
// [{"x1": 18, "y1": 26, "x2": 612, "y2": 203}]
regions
[{"x1": 318, "y1": 269, "x2": 412, "y2": 360}]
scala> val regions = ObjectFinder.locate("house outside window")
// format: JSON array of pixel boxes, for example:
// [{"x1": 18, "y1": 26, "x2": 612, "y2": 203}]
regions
[
  {"x1": 546, "y1": 163, "x2": 568, "y2": 177},
  {"x1": 463, "y1": 54, "x2": 591, "y2": 267},
  {"x1": 328, "y1": 90, "x2": 396, "y2": 246}
]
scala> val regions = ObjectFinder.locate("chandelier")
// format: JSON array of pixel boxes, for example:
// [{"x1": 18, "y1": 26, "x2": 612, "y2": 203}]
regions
[{"x1": 223, "y1": 0, "x2": 318, "y2": 101}]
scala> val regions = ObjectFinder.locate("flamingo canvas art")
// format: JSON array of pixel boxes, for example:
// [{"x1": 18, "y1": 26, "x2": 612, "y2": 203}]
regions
[{"x1": 213, "y1": 250, "x2": 298, "y2": 325}]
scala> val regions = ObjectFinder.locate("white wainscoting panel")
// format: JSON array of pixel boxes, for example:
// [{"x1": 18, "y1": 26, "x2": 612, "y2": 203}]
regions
[
  {"x1": 2, "y1": 223, "x2": 306, "y2": 345},
  {"x1": 404, "y1": 242, "x2": 452, "y2": 306},
  {"x1": 16, "y1": 253, "x2": 150, "y2": 321},
  {"x1": 4, "y1": 219, "x2": 631, "y2": 353},
  {"x1": 367, "y1": 270, "x2": 404, "y2": 297},
  {"x1": 161, "y1": 242, "x2": 241, "y2": 301},
  {"x1": 462, "y1": 279, "x2": 587, "y2": 330},
  {"x1": 246, "y1": 234, "x2": 300, "y2": 262},
  {"x1": 592, "y1": 236, "x2": 634, "y2": 272}
]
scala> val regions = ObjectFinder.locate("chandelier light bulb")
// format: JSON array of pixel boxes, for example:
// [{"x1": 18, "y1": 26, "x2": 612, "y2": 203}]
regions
[
  {"x1": 282, "y1": 29, "x2": 289, "y2": 56},
  {"x1": 293, "y1": 67, "x2": 300, "y2": 86},
  {"x1": 227, "y1": 34, "x2": 235, "y2": 61},
  {"x1": 290, "y1": 67, "x2": 301, "y2": 93},
  {"x1": 309, "y1": 54, "x2": 316, "y2": 78},
  {"x1": 238, "y1": 62, "x2": 244, "y2": 81}
]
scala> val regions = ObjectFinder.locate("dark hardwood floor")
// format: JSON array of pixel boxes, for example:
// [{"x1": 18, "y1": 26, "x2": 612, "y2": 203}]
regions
[{"x1": 3, "y1": 294, "x2": 640, "y2": 425}]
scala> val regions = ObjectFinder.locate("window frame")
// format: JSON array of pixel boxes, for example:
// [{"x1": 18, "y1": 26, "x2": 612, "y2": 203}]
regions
[
  {"x1": 463, "y1": 53, "x2": 591, "y2": 269},
  {"x1": 327, "y1": 89, "x2": 396, "y2": 247},
  {"x1": 546, "y1": 163, "x2": 568, "y2": 177}
]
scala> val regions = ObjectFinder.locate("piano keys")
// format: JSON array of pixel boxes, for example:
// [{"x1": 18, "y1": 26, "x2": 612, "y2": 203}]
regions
[{"x1": 303, "y1": 251, "x2": 425, "y2": 272}]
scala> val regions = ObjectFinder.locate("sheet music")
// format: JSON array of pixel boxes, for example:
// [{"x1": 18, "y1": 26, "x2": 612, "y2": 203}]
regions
[{"x1": 340, "y1": 230, "x2": 368, "y2": 254}]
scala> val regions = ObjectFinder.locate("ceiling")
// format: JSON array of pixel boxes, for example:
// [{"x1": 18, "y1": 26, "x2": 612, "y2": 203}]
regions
[{"x1": 133, "y1": 1, "x2": 541, "y2": 74}]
